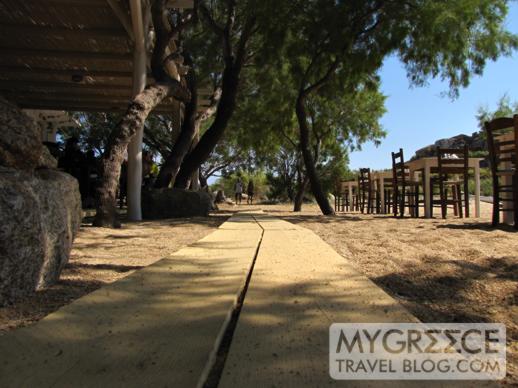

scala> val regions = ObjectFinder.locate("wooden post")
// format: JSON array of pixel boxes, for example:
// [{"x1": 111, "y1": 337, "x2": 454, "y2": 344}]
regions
[{"x1": 127, "y1": 0, "x2": 147, "y2": 221}]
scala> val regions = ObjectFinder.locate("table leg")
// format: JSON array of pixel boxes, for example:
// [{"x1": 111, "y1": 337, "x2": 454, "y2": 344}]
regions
[
  {"x1": 474, "y1": 164, "x2": 481, "y2": 218},
  {"x1": 348, "y1": 182, "x2": 353, "y2": 212},
  {"x1": 379, "y1": 178, "x2": 385, "y2": 214},
  {"x1": 424, "y1": 166, "x2": 431, "y2": 218},
  {"x1": 503, "y1": 164, "x2": 513, "y2": 224}
]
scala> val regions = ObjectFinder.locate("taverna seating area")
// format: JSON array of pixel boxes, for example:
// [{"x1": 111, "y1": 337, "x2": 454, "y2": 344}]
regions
[{"x1": 335, "y1": 115, "x2": 518, "y2": 228}]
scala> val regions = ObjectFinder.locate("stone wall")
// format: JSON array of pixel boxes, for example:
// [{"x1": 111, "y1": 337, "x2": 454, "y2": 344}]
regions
[{"x1": 0, "y1": 98, "x2": 82, "y2": 305}]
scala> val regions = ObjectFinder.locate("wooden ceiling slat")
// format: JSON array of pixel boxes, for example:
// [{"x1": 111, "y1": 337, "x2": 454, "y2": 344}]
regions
[
  {"x1": 0, "y1": 80, "x2": 132, "y2": 90},
  {"x1": 20, "y1": 0, "x2": 110, "y2": 6},
  {"x1": 18, "y1": 101, "x2": 175, "y2": 114},
  {"x1": 0, "y1": 24, "x2": 128, "y2": 39},
  {"x1": 0, "y1": 47, "x2": 132, "y2": 61},
  {"x1": 0, "y1": 65, "x2": 133, "y2": 78}
]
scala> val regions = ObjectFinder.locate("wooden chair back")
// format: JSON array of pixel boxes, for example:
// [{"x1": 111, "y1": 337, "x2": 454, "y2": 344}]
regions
[
  {"x1": 484, "y1": 115, "x2": 518, "y2": 227},
  {"x1": 485, "y1": 116, "x2": 518, "y2": 175},
  {"x1": 437, "y1": 145, "x2": 469, "y2": 177},
  {"x1": 358, "y1": 168, "x2": 372, "y2": 213}
]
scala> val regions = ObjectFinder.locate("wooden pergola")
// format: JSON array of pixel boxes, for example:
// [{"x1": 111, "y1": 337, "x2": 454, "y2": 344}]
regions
[{"x1": 0, "y1": 0, "x2": 205, "y2": 220}]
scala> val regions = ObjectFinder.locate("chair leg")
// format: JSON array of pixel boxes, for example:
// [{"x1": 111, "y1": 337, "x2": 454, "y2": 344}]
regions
[
  {"x1": 430, "y1": 182, "x2": 434, "y2": 217},
  {"x1": 439, "y1": 177, "x2": 447, "y2": 219},
  {"x1": 464, "y1": 178, "x2": 470, "y2": 218},
  {"x1": 457, "y1": 185, "x2": 464, "y2": 218},
  {"x1": 399, "y1": 186, "x2": 405, "y2": 218},
  {"x1": 452, "y1": 186, "x2": 459, "y2": 217},
  {"x1": 513, "y1": 175, "x2": 518, "y2": 229},
  {"x1": 416, "y1": 186, "x2": 420, "y2": 218},
  {"x1": 492, "y1": 177, "x2": 500, "y2": 227},
  {"x1": 393, "y1": 187, "x2": 398, "y2": 217}
]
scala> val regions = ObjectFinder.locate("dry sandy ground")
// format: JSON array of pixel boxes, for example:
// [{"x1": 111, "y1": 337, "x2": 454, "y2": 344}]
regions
[
  {"x1": 255, "y1": 202, "x2": 517, "y2": 385},
  {"x1": 0, "y1": 213, "x2": 230, "y2": 333}
]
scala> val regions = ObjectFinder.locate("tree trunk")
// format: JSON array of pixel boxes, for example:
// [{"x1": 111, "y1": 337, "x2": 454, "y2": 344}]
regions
[
  {"x1": 154, "y1": 57, "x2": 198, "y2": 189},
  {"x1": 293, "y1": 174, "x2": 309, "y2": 212},
  {"x1": 174, "y1": 64, "x2": 240, "y2": 189},
  {"x1": 295, "y1": 94, "x2": 334, "y2": 215},
  {"x1": 199, "y1": 168, "x2": 208, "y2": 189},
  {"x1": 93, "y1": 83, "x2": 187, "y2": 227}
]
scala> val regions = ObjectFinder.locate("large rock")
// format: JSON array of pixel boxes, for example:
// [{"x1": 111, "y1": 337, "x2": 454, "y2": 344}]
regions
[
  {"x1": 142, "y1": 188, "x2": 213, "y2": 219},
  {"x1": 0, "y1": 167, "x2": 82, "y2": 304},
  {"x1": 413, "y1": 132, "x2": 487, "y2": 159},
  {"x1": 38, "y1": 146, "x2": 58, "y2": 169},
  {"x1": 0, "y1": 98, "x2": 43, "y2": 170}
]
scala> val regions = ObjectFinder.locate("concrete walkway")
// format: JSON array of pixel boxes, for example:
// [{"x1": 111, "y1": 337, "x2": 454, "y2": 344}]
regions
[
  {"x1": 220, "y1": 215, "x2": 418, "y2": 387},
  {"x1": 0, "y1": 212, "x2": 495, "y2": 387},
  {"x1": 0, "y1": 213, "x2": 262, "y2": 387}
]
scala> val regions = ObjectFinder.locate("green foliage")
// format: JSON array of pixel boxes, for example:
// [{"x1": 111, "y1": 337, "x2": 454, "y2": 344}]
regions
[
  {"x1": 477, "y1": 94, "x2": 518, "y2": 130},
  {"x1": 62, "y1": 112, "x2": 122, "y2": 155}
]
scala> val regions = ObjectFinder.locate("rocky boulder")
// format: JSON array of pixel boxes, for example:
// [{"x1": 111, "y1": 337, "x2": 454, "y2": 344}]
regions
[
  {"x1": 0, "y1": 97, "x2": 43, "y2": 170},
  {"x1": 142, "y1": 188, "x2": 213, "y2": 219},
  {"x1": 0, "y1": 98, "x2": 82, "y2": 305},
  {"x1": 0, "y1": 167, "x2": 82, "y2": 304}
]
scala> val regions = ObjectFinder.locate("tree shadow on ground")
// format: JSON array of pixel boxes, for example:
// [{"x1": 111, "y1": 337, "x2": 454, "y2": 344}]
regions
[
  {"x1": 65, "y1": 262, "x2": 145, "y2": 273},
  {"x1": 437, "y1": 222, "x2": 518, "y2": 233}
]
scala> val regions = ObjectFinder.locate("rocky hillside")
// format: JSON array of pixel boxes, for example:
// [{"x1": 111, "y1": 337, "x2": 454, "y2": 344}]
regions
[{"x1": 413, "y1": 131, "x2": 487, "y2": 159}]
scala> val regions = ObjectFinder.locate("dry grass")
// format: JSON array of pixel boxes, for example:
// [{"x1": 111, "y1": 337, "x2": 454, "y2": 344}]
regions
[
  {"x1": 260, "y1": 202, "x2": 518, "y2": 385},
  {"x1": 0, "y1": 213, "x2": 230, "y2": 333}
]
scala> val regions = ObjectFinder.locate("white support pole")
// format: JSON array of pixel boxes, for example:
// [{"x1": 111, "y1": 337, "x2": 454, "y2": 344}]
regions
[{"x1": 127, "y1": 0, "x2": 147, "y2": 221}]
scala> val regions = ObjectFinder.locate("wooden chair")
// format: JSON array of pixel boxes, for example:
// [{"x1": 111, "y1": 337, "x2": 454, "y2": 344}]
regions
[
  {"x1": 358, "y1": 168, "x2": 374, "y2": 214},
  {"x1": 430, "y1": 145, "x2": 469, "y2": 219},
  {"x1": 392, "y1": 149, "x2": 420, "y2": 218},
  {"x1": 484, "y1": 116, "x2": 518, "y2": 228}
]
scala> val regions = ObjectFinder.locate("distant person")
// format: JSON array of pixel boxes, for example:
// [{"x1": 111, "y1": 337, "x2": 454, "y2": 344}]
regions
[
  {"x1": 234, "y1": 178, "x2": 243, "y2": 204},
  {"x1": 247, "y1": 180, "x2": 255, "y2": 205}
]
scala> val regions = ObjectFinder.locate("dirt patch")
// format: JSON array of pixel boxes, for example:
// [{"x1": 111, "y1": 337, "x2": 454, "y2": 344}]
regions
[
  {"x1": 261, "y1": 202, "x2": 518, "y2": 385},
  {"x1": 0, "y1": 213, "x2": 230, "y2": 333}
]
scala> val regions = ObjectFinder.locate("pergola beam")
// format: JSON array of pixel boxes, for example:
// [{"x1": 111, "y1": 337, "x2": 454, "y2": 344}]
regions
[
  {"x1": 167, "y1": 0, "x2": 194, "y2": 9},
  {"x1": 25, "y1": 0, "x2": 109, "y2": 5},
  {"x1": 106, "y1": 0, "x2": 135, "y2": 41},
  {"x1": 0, "y1": 24, "x2": 128, "y2": 39},
  {"x1": 0, "y1": 66, "x2": 133, "y2": 78},
  {"x1": 0, "y1": 80, "x2": 131, "y2": 90},
  {"x1": 18, "y1": 101, "x2": 174, "y2": 113},
  {"x1": 0, "y1": 47, "x2": 132, "y2": 61}
]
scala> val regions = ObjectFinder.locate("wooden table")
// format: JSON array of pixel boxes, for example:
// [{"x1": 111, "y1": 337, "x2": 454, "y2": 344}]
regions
[
  {"x1": 371, "y1": 171, "x2": 392, "y2": 214},
  {"x1": 339, "y1": 180, "x2": 358, "y2": 211},
  {"x1": 496, "y1": 132, "x2": 515, "y2": 224},
  {"x1": 406, "y1": 157, "x2": 483, "y2": 218}
]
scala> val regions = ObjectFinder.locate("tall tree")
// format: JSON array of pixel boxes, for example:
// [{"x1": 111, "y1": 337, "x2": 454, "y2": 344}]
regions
[
  {"x1": 173, "y1": 0, "x2": 259, "y2": 188},
  {"x1": 268, "y1": 0, "x2": 517, "y2": 215}
]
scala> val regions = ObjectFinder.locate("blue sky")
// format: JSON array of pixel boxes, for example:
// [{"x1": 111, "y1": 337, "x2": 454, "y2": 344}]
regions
[{"x1": 348, "y1": 2, "x2": 518, "y2": 170}]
